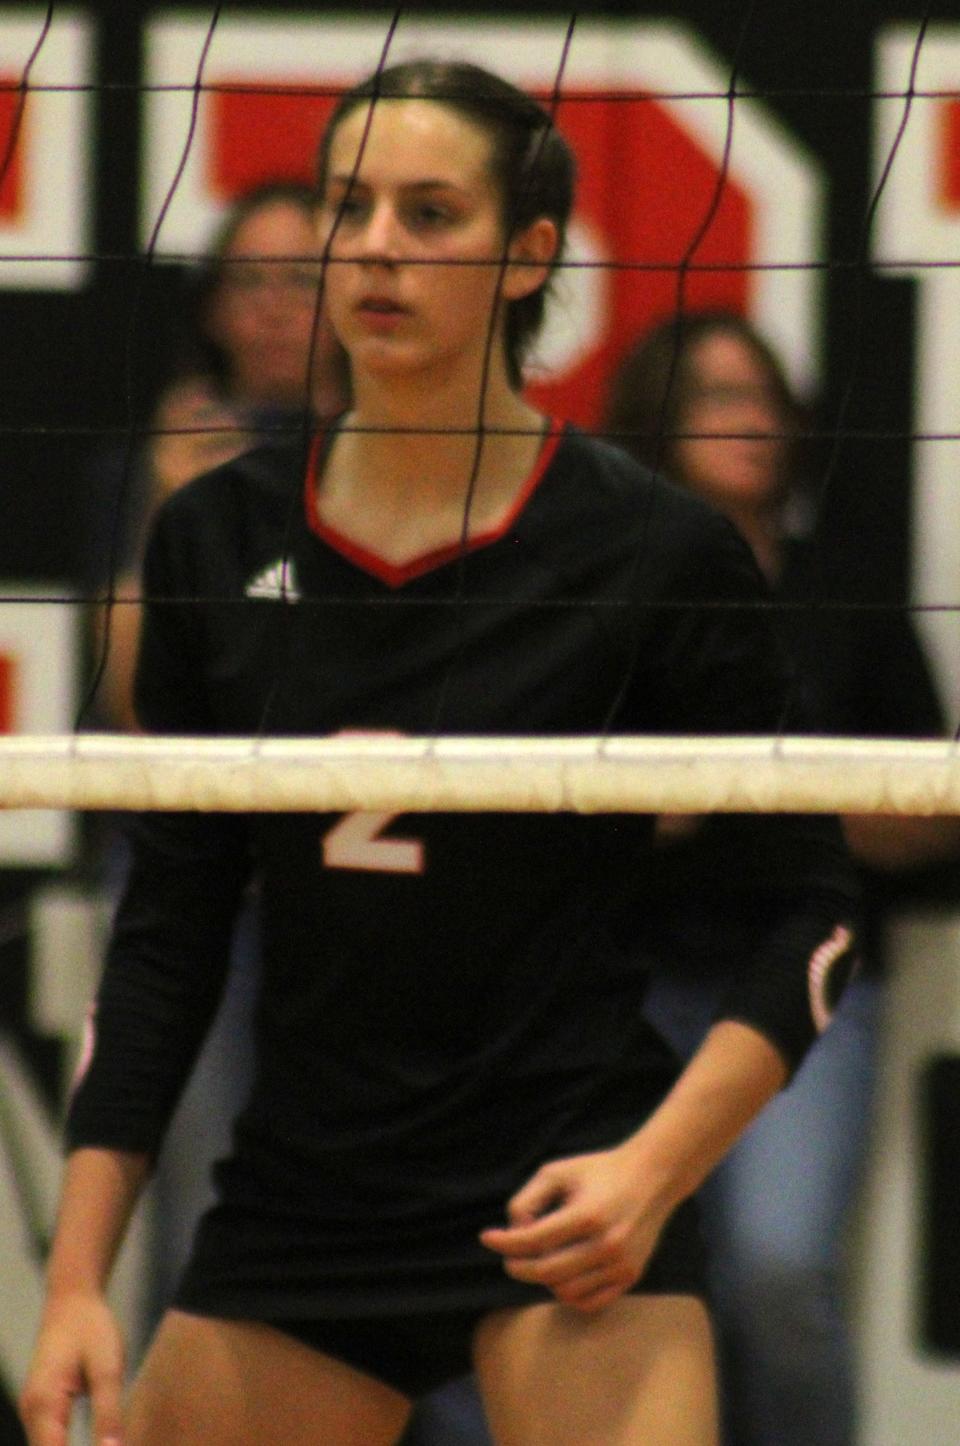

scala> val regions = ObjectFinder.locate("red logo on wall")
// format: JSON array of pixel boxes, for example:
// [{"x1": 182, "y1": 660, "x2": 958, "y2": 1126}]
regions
[
  {"x1": 208, "y1": 83, "x2": 332, "y2": 197},
  {"x1": 0, "y1": 653, "x2": 14, "y2": 733},
  {"x1": 941, "y1": 96, "x2": 960, "y2": 210},
  {"x1": 530, "y1": 91, "x2": 751, "y2": 424},
  {"x1": 0, "y1": 80, "x2": 24, "y2": 221},
  {"x1": 0, "y1": 13, "x2": 91, "y2": 288}
]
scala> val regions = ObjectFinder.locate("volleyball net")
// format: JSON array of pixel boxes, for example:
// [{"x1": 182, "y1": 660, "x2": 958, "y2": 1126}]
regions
[{"x1": 1, "y1": 6, "x2": 958, "y2": 821}]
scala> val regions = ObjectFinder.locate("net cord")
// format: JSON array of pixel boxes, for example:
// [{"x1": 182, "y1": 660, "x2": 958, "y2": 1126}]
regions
[{"x1": 2, "y1": 734, "x2": 960, "y2": 815}]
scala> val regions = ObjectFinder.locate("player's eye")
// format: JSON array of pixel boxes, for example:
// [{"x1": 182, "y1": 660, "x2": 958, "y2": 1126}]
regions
[
  {"x1": 326, "y1": 187, "x2": 366, "y2": 222},
  {"x1": 407, "y1": 201, "x2": 454, "y2": 230},
  {"x1": 221, "y1": 264, "x2": 262, "y2": 293},
  {"x1": 289, "y1": 267, "x2": 320, "y2": 292}
]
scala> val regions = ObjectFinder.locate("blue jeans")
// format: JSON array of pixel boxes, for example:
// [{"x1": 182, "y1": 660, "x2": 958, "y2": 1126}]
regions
[
  {"x1": 401, "y1": 972, "x2": 878, "y2": 1446},
  {"x1": 644, "y1": 966, "x2": 879, "y2": 1446},
  {"x1": 401, "y1": 1377, "x2": 492, "y2": 1445}
]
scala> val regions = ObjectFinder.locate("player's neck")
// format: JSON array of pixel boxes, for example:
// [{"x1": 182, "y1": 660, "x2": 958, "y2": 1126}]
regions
[
  {"x1": 352, "y1": 356, "x2": 517, "y2": 429},
  {"x1": 316, "y1": 381, "x2": 548, "y2": 565},
  {"x1": 344, "y1": 370, "x2": 542, "y2": 500}
]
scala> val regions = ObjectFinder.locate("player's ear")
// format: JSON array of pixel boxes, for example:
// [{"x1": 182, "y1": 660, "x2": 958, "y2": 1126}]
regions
[{"x1": 502, "y1": 217, "x2": 559, "y2": 302}]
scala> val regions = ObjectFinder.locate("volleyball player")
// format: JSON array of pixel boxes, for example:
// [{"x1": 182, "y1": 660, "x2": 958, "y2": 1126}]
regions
[{"x1": 20, "y1": 61, "x2": 857, "y2": 1446}]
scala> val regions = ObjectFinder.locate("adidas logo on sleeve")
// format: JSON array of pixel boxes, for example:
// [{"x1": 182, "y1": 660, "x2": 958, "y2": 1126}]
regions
[{"x1": 244, "y1": 558, "x2": 301, "y2": 601}]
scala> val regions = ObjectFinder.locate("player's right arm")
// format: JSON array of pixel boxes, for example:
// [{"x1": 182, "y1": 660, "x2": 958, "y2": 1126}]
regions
[
  {"x1": 19, "y1": 1147, "x2": 150, "y2": 1446},
  {"x1": 23, "y1": 461, "x2": 253, "y2": 1446}
]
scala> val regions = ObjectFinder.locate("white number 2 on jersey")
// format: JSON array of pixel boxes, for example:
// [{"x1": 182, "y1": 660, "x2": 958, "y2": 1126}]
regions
[{"x1": 322, "y1": 811, "x2": 425, "y2": 875}]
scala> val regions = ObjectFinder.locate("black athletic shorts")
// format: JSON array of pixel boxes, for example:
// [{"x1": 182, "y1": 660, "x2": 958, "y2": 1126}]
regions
[{"x1": 176, "y1": 1195, "x2": 706, "y2": 1399}]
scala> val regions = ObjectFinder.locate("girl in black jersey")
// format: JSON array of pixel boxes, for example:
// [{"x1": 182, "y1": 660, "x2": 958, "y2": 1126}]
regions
[{"x1": 21, "y1": 60, "x2": 857, "y2": 1446}]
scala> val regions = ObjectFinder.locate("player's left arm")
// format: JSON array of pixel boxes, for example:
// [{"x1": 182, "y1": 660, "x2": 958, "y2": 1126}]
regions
[
  {"x1": 482, "y1": 505, "x2": 858, "y2": 1307},
  {"x1": 481, "y1": 1018, "x2": 785, "y2": 1313}
]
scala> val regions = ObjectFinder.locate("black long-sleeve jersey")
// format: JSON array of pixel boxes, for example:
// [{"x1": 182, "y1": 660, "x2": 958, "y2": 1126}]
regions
[
  {"x1": 634, "y1": 526, "x2": 947, "y2": 989},
  {"x1": 68, "y1": 423, "x2": 857, "y2": 1319}
]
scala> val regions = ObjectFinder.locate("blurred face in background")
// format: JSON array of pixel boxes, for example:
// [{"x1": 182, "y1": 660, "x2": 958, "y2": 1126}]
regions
[
  {"x1": 206, "y1": 198, "x2": 334, "y2": 409},
  {"x1": 673, "y1": 329, "x2": 790, "y2": 517}
]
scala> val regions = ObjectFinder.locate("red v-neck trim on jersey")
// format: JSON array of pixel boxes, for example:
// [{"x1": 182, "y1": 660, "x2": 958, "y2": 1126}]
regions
[{"x1": 303, "y1": 422, "x2": 564, "y2": 589}]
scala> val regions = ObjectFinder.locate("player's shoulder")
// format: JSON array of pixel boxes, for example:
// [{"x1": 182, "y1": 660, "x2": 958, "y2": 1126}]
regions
[
  {"x1": 144, "y1": 437, "x2": 308, "y2": 590},
  {"x1": 161, "y1": 435, "x2": 305, "y2": 524},
  {"x1": 546, "y1": 423, "x2": 743, "y2": 560}
]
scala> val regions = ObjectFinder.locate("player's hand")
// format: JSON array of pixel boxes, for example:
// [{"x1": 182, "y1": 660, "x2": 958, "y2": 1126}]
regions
[
  {"x1": 19, "y1": 1291, "x2": 126, "y2": 1446},
  {"x1": 479, "y1": 1139, "x2": 678, "y2": 1314}
]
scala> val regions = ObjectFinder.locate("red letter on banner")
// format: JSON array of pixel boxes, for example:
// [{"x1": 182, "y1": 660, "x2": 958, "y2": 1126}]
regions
[
  {"x1": 0, "y1": 81, "x2": 23, "y2": 220},
  {"x1": 0, "y1": 654, "x2": 14, "y2": 733}
]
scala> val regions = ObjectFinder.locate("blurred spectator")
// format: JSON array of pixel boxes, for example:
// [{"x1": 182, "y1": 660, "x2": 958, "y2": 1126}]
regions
[
  {"x1": 604, "y1": 308, "x2": 960, "y2": 1446},
  {"x1": 86, "y1": 179, "x2": 347, "y2": 732}
]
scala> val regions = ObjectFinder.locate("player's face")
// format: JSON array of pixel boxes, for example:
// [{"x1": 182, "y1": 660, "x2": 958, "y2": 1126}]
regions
[
  {"x1": 207, "y1": 200, "x2": 329, "y2": 408},
  {"x1": 319, "y1": 99, "x2": 541, "y2": 390},
  {"x1": 675, "y1": 332, "x2": 788, "y2": 514}
]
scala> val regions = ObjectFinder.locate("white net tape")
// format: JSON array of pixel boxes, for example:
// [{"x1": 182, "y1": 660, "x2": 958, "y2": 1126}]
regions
[{"x1": 2, "y1": 734, "x2": 960, "y2": 814}]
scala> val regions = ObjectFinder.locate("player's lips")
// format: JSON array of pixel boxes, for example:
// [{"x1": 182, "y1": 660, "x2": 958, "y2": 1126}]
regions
[
  {"x1": 357, "y1": 296, "x2": 408, "y2": 314},
  {"x1": 354, "y1": 296, "x2": 411, "y2": 333}
]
